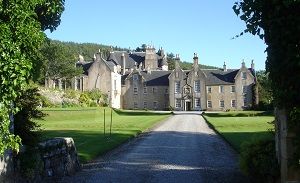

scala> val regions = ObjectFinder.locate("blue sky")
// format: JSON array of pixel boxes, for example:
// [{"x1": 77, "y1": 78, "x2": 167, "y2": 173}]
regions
[{"x1": 45, "y1": 0, "x2": 267, "y2": 70}]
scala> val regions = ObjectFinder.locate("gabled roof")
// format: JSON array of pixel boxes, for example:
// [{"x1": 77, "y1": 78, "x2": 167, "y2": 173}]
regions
[
  {"x1": 76, "y1": 61, "x2": 94, "y2": 76},
  {"x1": 203, "y1": 69, "x2": 239, "y2": 85},
  {"x1": 141, "y1": 71, "x2": 172, "y2": 86}
]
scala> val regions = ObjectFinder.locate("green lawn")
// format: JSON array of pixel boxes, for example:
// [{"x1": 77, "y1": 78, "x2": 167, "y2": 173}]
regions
[
  {"x1": 37, "y1": 107, "x2": 170, "y2": 163},
  {"x1": 203, "y1": 111, "x2": 274, "y2": 152}
]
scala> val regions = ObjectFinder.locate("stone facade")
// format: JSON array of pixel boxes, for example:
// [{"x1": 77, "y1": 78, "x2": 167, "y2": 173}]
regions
[{"x1": 45, "y1": 47, "x2": 257, "y2": 111}]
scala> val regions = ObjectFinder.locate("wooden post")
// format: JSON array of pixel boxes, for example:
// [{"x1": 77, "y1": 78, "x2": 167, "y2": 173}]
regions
[
  {"x1": 110, "y1": 108, "x2": 113, "y2": 136},
  {"x1": 103, "y1": 109, "x2": 106, "y2": 136}
]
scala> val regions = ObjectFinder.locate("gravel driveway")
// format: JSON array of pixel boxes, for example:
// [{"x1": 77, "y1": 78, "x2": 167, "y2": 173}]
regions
[{"x1": 60, "y1": 113, "x2": 248, "y2": 183}]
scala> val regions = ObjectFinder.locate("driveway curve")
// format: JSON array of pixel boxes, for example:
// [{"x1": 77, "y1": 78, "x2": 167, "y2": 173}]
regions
[{"x1": 61, "y1": 113, "x2": 247, "y2": 183}]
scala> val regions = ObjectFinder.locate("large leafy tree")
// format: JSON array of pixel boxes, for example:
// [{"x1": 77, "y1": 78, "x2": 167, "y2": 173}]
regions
[
  {"x1": 0, "y1": 0, "x2": 65, "y2": 155},
  {"x1": 41, "y1": 41, "x2": 82, "y2": 82},
  {"x1": 233, "y1": 0, "x2": 300, "y2": 173}
]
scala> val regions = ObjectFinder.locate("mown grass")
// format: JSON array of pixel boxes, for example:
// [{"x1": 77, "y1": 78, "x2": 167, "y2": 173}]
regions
[
  {"x1": 203, "y1": 111, "x2": 274, "y2": 152},
  {"x1": 37, "y1": 107, "x2": 170, "y2": 163}
]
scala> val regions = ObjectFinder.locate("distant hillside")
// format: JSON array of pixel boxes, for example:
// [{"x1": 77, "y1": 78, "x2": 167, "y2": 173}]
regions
[{"x1": 50, "y1": 40, "x2": 218, "y2": 69}]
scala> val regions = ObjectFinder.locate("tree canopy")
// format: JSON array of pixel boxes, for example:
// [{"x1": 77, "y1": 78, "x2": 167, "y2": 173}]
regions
[
  {"x1": 0, "y1": 0, "x2": 65, "y2": 155},
  {"x1": 234, "y1": 0, "x2": 300, "y2": 168}
]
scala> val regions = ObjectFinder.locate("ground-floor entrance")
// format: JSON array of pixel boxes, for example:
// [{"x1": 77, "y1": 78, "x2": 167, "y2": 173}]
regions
[{"x1": 185, "y1": 100, "x2": 191, "y2": 111}]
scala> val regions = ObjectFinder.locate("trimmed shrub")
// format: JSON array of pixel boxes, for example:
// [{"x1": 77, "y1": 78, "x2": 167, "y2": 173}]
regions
[{"x1": 240, "y1": 138, "x2": 279, "y2": 183}]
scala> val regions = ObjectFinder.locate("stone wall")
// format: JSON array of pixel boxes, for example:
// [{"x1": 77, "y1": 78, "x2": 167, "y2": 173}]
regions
[
  {"x1": 0, "y1": 151, "x2": 14, "y2": 182},
  {"x1": 39, "y1": 138, "x2": 81, "y2": 178}
]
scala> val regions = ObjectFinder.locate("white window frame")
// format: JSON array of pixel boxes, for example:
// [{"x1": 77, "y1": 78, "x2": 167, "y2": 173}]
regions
[
  {"x1": 231, "y1": 100, "x2": 236, "y2": 107},
  {"x1": 207, "y1": 86, "x2": 212, "y2": 93},
  {"x1": 195, "y1": 98, "x2": 200, "y2": 107},
  {"x1": 219, "y1": 85, "x2": 224, "y2": 93},
  {"x1": 133, "y1": 74, "x2": 138, "y2": 81},
  {"x1": 175, "y1": 81, "x2": 180, "y2": 93},
  {"x1": 133, "y1": 87, "x2": 138, "y2": 94},
  {"x1": 133, "y1": 102, "x2": 138, "y2": 109},
  {"x1": 220, "y1": 100, "x2": 225, "y2": 108},
  {"x1": 242, "y1": 86, "x2": 247, "y2": 94},
  {"x1": 143, "y1": 101, "x2": 147, "y2": 109},
  {"x1": 207, "y1": 100, "x2": 212, "y2": 108},
  {"x1": 243, "y1": 97, "x2": 247, "y2": 107},
  {"x1": 143, "y1": 87, "x2": 147, "y2": 94},
  {"x1": 242, "y1": 72, "x2": 247, "y2": 79},
  {"x1": 194, "y1": 80, "x2": 200, "y2": 93},
  {"x1": 175, "y1": 99, "x2": 181, "y2": 108},
  {"x1": 231, "y1": 85, "x2": 235, "y2": 93}
]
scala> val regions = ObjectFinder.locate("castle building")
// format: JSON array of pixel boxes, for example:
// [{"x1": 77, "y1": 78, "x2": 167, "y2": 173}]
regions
[{"x1": 45, "y1": 46, "x2": 258, "y2": 111}]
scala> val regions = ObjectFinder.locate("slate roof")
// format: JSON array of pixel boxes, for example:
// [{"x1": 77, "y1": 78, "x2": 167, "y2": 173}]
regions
[
  {"x1": 76, "y1": 61, "x2": 94, "y2": 76},
  {"x1": 141, "y1": 71, "x2": 171, "y2": 86},
  {"x1": 203, "y1": 69, "x2": 239, "y2": 85},
  {"x1": 107, "y1": 51, "x2": 166, "y2": 69}
]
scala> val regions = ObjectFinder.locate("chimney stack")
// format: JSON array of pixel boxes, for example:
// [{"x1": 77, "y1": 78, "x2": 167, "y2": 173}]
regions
[
  {"x1": 241, "y1": 59, "x2": 246, "y2": 68},
  {"x1": 121, "y1": 53, "x2": 126, "y2": 75},
  {"x1": 193, "y1": 53, "x2": 198, "y2": 66},
  {"x1": 175, "y1": 54, "x2": 180, "y2": 69},
  {"x1": 223, "y1": 61, "x2": 227, "y2": 71},
  {"x1": 251, "y1": 60, "x2": 255, "y2": 70}
]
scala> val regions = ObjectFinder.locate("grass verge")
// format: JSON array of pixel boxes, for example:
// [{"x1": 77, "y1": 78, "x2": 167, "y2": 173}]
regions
[
  {"x1": 37, "y1": 107, "x2": 171, "y2": 163},
  {"x1": 202, "y1": 111, "x2": 274, "y2": 152}
]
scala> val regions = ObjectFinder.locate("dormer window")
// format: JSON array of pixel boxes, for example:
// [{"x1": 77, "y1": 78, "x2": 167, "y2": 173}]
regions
[
  {"x1": 242, "y1": 72, "x2": 247, "y2": 79},
  {"x1": 133, "y1": 74, "x2": 138, "y2": 81}
]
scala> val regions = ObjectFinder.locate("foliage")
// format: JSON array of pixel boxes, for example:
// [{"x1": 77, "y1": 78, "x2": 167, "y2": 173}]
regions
[
  {"x1": 14, "y1": 86, "x2": 45, "y2": 146},
  {"x1": 18, "y1": 147, "x2": 43, "y2": 181},
  {"x1": 240, "y1": 139, "x2": 279, "y2": 183},
  {"x1": 167, "y1": 52, "x2": 218, "y2": 70},
  {"x1": 40, "y1": 41, "x2": 83, "y2": 82},
  {"x1": 234, "y1": 0, "x2": 300, "y2": 168},
  {"x1": 0, "y1": 0, "x2": 64, "y2": 155},
  {"x1": 256, "y1": 70, "x2": 273, "y2": 110},
  {"x1": 78, "y1": 89, "x2": 108, "y2": 107}
]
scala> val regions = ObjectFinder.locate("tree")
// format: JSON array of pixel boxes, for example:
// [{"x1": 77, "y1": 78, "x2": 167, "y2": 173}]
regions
[
  {"x1": 41, "y1": 41, "x2": 83, "y2": 82},
  {"x1": 233, "y1": 0, "x2": 300, "y2": 179},
  {"x1": 0, "y1": 0, "x2": 65, "y2": 155},
  {"x1": 256, "y1": 70, "x2": 273, "y2": 109}
]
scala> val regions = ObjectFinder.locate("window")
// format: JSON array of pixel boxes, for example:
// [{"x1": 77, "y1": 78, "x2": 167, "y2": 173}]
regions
[
  {"x1": 231, "y1": 100, "x2": 236, "y2": 107},
  {"x1": 175, "y1": 99, "x2": 181, "y2": 108},
  {"x1": 207, "y1": 86, "x2": 212, "y2": 93},
  {"x1": 243, "y1": 86, "x2": 247, "y2": 94},
  {"x1": 231, "y1": 86, "x2": 235, "y2": 93},
  {"x1": 152, "y1": 87, "x2": 157, "y2": 93},
  {"x1": 143, "y1": 87, "x2": 147, "y2": 94},
  {"x1": 207, "y1": 100, "x2": 212, "y2": 108},
  {"x1": 242, "y1": 72, "x2": 247, "y2": 79},
  {"x1": 153, "y1": 101, "x2": 158, "y2": 109},
  {"x1": 134, "y1": 102, "x2": 138, "y2": 109},
  {"x1": 220, "y1": 100, "x2": 225, "y2": 108},
  {"x1": 244, "y1": 97, "x2": 247, "y2": 106},
  {"x1": 165, "y1": 88, "x2": 168, "y2": 94},
  {"x1": 133, "y1": 87, "x2": 138, "y2": 94},
  {"x1": 195, "y1": 98, "x2": 200, "y2": 107},
  {"x1": 194, "y1": 80, "x2": 200, "y2": 92},
  {"x1": 184, "y1": 87, "x2": 191, "y2": 94},
  {"x1": 175, "y1": 81, "x2": 180, "y2": 93},
  {"x1": 143, "y1": 102, "x2": 147, "y2": 109},
  {"x1": 133, "y1": 74, "x2": 138, "y2": 81},
  {"x1": 219, "y1": 85, "x2": 224, "y2": 93},
  {"x1": 76, "y1": 78, "x2": 80, "y2": 90}
]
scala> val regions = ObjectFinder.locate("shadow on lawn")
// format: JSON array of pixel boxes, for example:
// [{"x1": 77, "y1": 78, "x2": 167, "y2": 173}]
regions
[
  {"x1": 203, "y1": 111, "x2": 273, "y2": 117},
  {"x1": 219, "y1": 131, "x2": 274, "y2": 152},
  {"x1": 40, "y1": 129, "x2": 141, "y2": 162}
]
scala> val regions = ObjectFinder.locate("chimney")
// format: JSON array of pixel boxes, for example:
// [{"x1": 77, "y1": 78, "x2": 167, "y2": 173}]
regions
[
  {"x1": 241, "y1": 59, "x2": 246, "y2": 68},
  {"x1": 251, "y1": 60, "x2": 255, "y2": 70},
  {"x1": 193, "y1": 53, "x2": 198, "y2": 66},
  {"x1": 121, "y1": 53, "x2": 126, "y2": 75},
  {"x1": 175, "y1": 54, "x2": 180, "y2": 69},
  {"x1": 223, "y1": 61, "x2": 227, "y2": 71}
]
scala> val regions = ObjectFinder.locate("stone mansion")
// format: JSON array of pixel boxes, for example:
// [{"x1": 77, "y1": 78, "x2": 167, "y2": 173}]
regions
[{"x1": 45, "y1": 47, "x2": 258, "y2": 111}]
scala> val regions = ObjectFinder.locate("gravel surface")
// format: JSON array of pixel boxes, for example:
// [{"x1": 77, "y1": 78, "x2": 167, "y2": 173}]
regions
[{"x1": 60, "y1": 113, "x2": 248, "y2": 183}]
